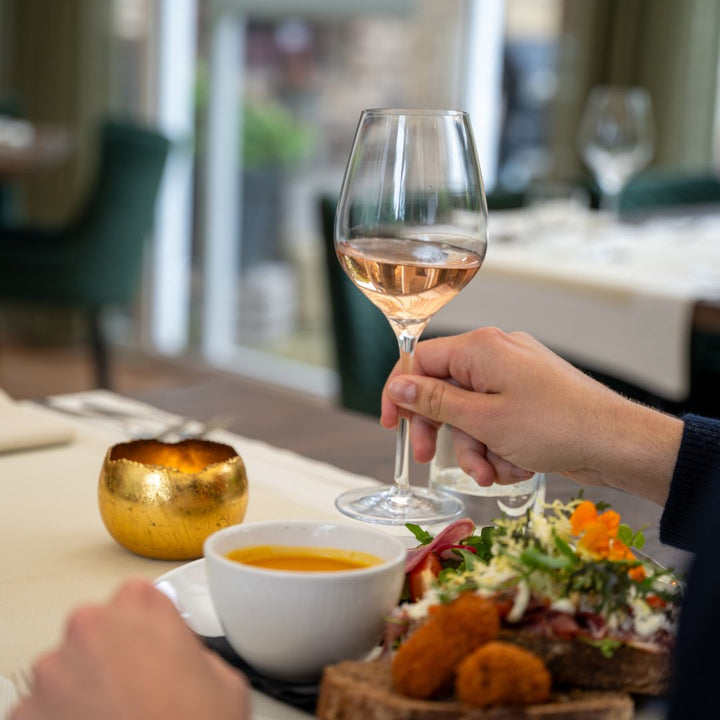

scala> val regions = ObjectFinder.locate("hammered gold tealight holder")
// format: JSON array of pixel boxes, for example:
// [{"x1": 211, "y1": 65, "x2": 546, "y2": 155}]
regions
[{"x1": 98, "y1": 438, "x2": 248, "y2": 560}]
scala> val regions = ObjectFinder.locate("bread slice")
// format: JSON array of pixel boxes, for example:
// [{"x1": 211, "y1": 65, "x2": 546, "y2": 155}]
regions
[
  {"x1": 499, "y1": 631, "x2": 671, "y2": 696},
  {"x1": 317, "y1": 660, "x2": 634, "y2": 720}
]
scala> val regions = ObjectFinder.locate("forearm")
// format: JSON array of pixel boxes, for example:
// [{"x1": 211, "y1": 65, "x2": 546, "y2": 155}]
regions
[
  {"x1": 579, "y1": 395, "x2": 683, "y2": 507},
  {"x1": 587, "y1": 408, "x2": 720, "y2": 552}
]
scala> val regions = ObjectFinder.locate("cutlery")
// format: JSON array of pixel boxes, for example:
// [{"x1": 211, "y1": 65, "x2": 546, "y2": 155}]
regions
[
  {"x1": 155, "y1": 414, "x2": 235, "y2": 441},
  {"x1": 9, "y1": 668, "x2": 31, "y2": 698},
  {"x1": 35, "y1": 398, "x2": 234, "y2": 440}
]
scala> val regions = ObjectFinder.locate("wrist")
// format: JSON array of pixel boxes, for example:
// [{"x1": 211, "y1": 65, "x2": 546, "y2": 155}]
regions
[{"x1": 594, "y1": 398, "x2": 683, "y2": 506}]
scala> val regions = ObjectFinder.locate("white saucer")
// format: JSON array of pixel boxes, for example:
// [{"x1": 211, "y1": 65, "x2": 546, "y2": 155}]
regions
[{"x1": 154, "y1": 559, "x2": 223, "y2": 637}]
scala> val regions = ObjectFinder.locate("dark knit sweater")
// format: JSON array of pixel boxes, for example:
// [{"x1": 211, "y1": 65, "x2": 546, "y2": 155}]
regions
[
  {"x1": 660, "y1": 414, "x2": 720, "y2": 719},
  {"x1": 660, "y1": 414, "x2": 720, "y2": 552}
]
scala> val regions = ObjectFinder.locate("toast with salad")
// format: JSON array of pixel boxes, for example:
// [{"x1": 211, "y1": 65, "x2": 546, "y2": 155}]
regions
[{"x1": 317, "y1": 497, "x2": 681, "y2": 719}]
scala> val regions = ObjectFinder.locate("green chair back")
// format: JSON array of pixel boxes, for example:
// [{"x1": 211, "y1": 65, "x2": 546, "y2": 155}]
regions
[
  {"x1": 486, "y1": 187, "x2": 526, "y2": 211},
  {"x1": 0, "y1": 120, "x2": 170, "y2": 306},
  {"x1": 319, "y1": 195, "x2": 399, "y2": 417},
  {"x1": 0, "y1": 119, "x2": 170, "y2": 388},
  {"x1": 71, "y1": 120, "x2": 170, "y2": 305},
  {"x1": 619, "y1": 170, "x2": 720, "y2": 216}
]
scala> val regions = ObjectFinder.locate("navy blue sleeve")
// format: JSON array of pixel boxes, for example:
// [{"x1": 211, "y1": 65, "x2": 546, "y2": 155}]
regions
[
  {"x1": 665, "y1": 418, "x2": 720, "y2": 718},
  {"x1": 660, "y1": 414, "x2": 720, "y2": 552}
]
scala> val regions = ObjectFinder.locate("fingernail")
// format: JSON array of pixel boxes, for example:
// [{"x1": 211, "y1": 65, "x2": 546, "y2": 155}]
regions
[
  {"x1": 470, "y1": 471, "x2": 493, "y2": 488},
  {"x1": 512, "y1": 467, "x2": 535, "y2": 480},
  {"x1": 387, "y1": 378, "x2": 417, "y2": 404}
]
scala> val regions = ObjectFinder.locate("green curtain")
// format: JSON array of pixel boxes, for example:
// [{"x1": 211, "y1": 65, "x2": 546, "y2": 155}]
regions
[
  {"x1": 2, "y1": 0, "x2": 112, "y2": 225},
  {"x1": 551, "y1": 0, "x2": 720, "y2": 179}
]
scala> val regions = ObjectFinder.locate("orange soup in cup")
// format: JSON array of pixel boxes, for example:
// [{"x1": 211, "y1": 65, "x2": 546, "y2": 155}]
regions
[{"x1": 226, "y1": 544, "x2": 383, "y2": 572}]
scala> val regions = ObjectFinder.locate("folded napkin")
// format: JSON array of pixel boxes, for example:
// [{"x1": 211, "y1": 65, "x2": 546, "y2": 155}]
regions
[{"x1": 0, "y1": 390, "x2": 75, "y2": 454}]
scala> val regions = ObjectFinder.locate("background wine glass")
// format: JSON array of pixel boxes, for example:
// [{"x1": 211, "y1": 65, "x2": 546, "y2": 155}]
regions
[
  {"x1": 334, "y1": 108, "x2": 488, "y2": 524},
  {"x1": 577, "y1": 85, "x2": 655, "y2": 216}
]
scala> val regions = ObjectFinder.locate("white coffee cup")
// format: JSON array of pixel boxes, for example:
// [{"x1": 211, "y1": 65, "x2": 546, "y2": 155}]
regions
[{"x1": 204, "y1": 520, "x2": 406, "y2": 682}]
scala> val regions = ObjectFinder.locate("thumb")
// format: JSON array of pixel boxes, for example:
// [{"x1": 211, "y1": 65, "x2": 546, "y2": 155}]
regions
[{"x1": 387, "y1": 375, "x2": 478, "y2": 428}]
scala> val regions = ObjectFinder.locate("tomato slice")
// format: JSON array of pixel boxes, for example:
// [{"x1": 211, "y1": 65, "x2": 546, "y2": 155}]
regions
[
  {"x1": 646, "y1": 594, "x2": 667, "y2": 609},
  {"x1": 408, "y1": 552, "x2": 442, "y2": 601}
]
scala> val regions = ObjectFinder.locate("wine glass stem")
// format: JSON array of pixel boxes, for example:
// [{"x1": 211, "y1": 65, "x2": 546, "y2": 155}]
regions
[
  {"x1": 393, "y1": 331, "x2": 418, "y2": 493},
  {"x1": 600, "y1": 187, "x2": 621, "y2": 217}
]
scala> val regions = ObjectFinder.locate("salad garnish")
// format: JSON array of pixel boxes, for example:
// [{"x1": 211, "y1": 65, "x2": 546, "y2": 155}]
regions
[{"x1": 399, "y1": 497, "x2": 682, "y2": 654}]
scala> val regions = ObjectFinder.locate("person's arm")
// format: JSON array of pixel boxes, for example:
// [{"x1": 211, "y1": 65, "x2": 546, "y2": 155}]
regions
[
  {"x1": 381, "y1": 328, "x2": 683, "y2": 506},
  {"x1": 9, "y1": 580, "x2": 250, "y2": 720}
]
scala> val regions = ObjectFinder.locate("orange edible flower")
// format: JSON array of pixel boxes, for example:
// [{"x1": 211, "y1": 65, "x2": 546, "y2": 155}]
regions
[
  {"x1": 571, "y1": 501, "x2": 621, "y2": 539},
  {"x1": 607, "y1": 539, "x2": 634, "y2": 562},
  {"x1": 570, "y1": 501, "x2": 646, "y2": 581},
  {"x1": 598, "y1": 509, "x2": 620, "y2": 537},
  {"x1": 578, "y1": 521, "x2": 611, "y2": 556},
  {"x1": 608, "y1": 539, "x2": 645, "y2": 580},
  {"x1": 570, "y1": 501, "x2": 597, "y2": 535},
  {"x1": 628, "y1": 565, "x2": 647, "y2": 582}
]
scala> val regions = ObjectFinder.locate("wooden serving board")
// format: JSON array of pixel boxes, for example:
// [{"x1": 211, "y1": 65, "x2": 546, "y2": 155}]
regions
[{"x1": 317, "y1": 660, "x2": 634, "y2": 720}]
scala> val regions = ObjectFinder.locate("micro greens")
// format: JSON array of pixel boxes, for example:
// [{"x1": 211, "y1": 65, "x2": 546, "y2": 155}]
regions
[
  {"x1": 617, "y1": 523, "x2": 647, "y2": 550},
  {"x1": 458, "y1": 526, "x2": 499, "y2": 565},
  {"x1": 437, "y1": 579, "x2": 478, "y2": 604},
  {"x1": 405, "y1": 523, "x2": 434, "y2": 546},
  {"x1": 553, "y1": 532, "x2": 580, "y2": 565},
  {"x1": 405, "y1": 501, "x2": 683, "y2": 622},
  {"x1": 573, "y1": 488, "x2": 610, "y2": 513},
  {"x1": 452, "y1": 547, "x2": 479, "y2": 572},
  {"x1": 582, "y1": 637, "x2": 623, "y2": 659},
  {"x1": 520, "y1": 545, "x2": 574, "y2": 571}
]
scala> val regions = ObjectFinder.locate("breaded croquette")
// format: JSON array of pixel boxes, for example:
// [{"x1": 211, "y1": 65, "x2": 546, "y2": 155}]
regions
[
  {"x1": 392, "y1": 592, "x2": 499, "y2": 699},
  {"x1": 455, "y1": 641, "x2": 552, "y2": 707}
]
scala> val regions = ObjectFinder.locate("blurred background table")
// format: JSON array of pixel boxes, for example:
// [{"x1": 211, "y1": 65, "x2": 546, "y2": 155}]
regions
[
  {"x1": 0, "y1": 115, "x2": 70, "y2": 179},
  {"x1": 432, "y1": 206, "x2": 720, "y2": 414}
]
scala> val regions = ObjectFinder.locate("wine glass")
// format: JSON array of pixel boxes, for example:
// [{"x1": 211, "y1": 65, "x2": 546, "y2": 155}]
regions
[
  {"x1": 577, "y1": 85, "x2": 655, "y2": 215},
  {"x1": 333, "y1": 108, "x2": 488, "y2": 524}
]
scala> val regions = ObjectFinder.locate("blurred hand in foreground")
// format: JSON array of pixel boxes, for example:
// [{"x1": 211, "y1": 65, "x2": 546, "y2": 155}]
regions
[{"x1": 10, "y1": 579, "x2": 250, "y2": 720}]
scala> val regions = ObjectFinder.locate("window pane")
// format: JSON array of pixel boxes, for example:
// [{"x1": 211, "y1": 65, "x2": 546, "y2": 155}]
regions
[{"x1": 196, "y1": 4, "x2": 470, "y2": 395}]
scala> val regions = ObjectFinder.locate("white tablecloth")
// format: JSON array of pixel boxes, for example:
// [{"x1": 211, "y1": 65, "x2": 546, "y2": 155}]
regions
[
  {"x1": 0, "y1": 390, "x2": 670, "y2": 720},
  {"x1": 0, "y1": 391, "x2": 393, "y2": 720},
  {"x1": 432, "y1": 209, "x2": 720, "y2": 400}
]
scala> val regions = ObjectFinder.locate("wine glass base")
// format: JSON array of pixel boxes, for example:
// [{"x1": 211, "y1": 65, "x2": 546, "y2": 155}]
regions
[{"x1": 335, "y1": 485, "x2": 465, "y2": 526}]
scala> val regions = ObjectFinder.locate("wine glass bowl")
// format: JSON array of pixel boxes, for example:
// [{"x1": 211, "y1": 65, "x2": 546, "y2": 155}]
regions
[
  {"x1": 577, "y1": 86, "x2": 655, "y2": 214},
  {"x1": 334, "y1": 108, "x2": 488, "y2": 524}
]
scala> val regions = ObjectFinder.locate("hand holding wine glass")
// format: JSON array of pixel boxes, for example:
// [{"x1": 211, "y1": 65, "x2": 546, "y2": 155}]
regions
[
  {"x1": 334, "y1": 108, "x2": 488, "y2": 524},
  {"x1": 577, "y1": 85, "x2": 655, "y2": 216}
]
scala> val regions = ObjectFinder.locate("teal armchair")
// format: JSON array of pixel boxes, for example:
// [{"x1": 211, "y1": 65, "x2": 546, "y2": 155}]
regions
[
  {"x1": 619, "y1": 170, "x2": 720, "y2": 216},
  {"x1": 0, "y1": 119, "x2": 170, "y2": 388}
]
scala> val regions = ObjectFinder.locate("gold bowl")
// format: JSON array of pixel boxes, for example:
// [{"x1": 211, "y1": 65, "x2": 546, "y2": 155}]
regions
[{"x1": 98, "y1": 438, "x2": 248, "y2": 560}]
